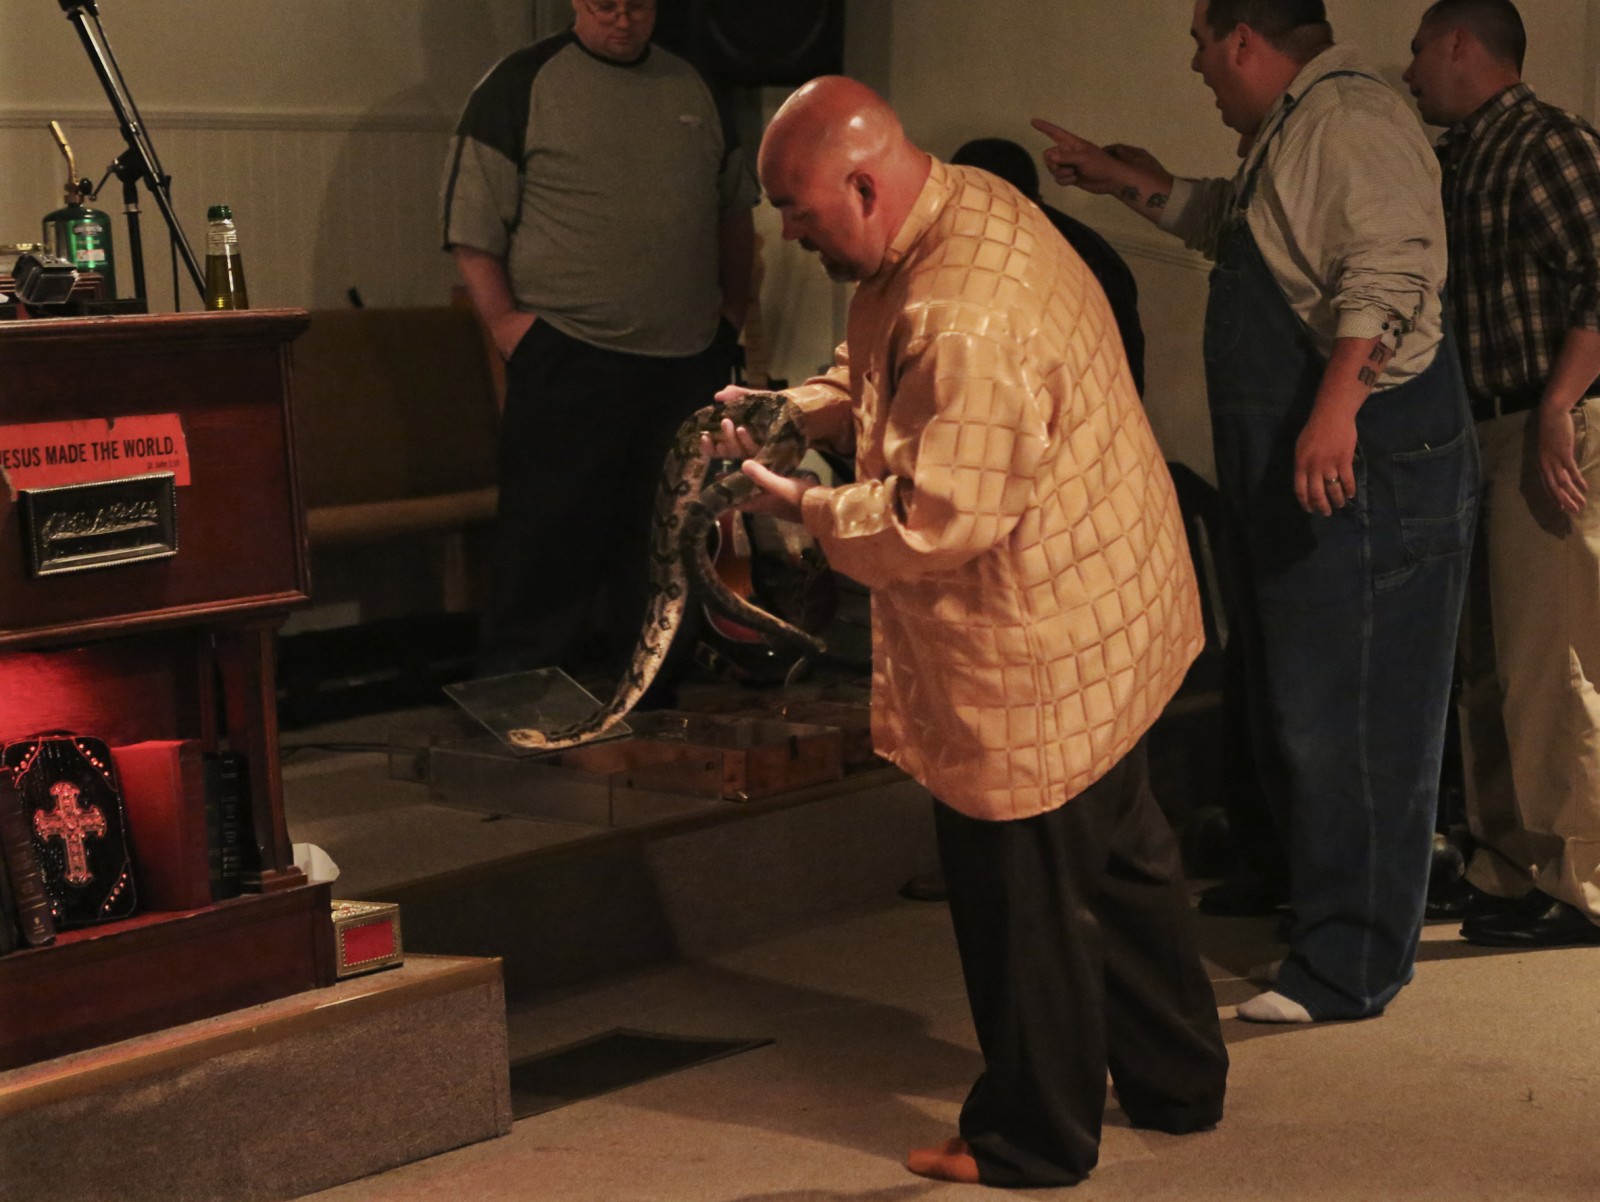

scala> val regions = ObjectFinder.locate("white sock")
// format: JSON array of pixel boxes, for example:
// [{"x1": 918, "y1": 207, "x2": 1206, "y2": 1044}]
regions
[{"x1": 1236, "y1": 990, "x2": 1313, "y2": 1024}]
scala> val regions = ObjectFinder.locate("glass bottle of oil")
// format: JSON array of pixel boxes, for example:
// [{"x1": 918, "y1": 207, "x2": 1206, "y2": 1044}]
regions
[{"x1": 204, "y1": 204, "x2": 249, "y2": 310}]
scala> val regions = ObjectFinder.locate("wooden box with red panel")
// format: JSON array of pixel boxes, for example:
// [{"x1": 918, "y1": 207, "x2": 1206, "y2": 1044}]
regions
[{"x1": 0, "y1": 311, "x2": 337, "y2": 1071}]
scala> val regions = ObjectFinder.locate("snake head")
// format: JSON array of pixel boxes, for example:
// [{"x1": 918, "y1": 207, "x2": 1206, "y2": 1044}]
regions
[{"x1": 703, "y1": 391, "x2": 791, "y2": 443}]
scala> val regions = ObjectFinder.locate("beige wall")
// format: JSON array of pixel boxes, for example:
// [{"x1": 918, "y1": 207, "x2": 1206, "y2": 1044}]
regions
[
  {"x1": 835, "y1": 0, "x2": 1597, "y2": 477},
  {"x1": 0, "y1": 0, "x2": 1596, "y2": 474},
  {"x1": 0, "y1": 0, "x2": 532, "y2": 312}
]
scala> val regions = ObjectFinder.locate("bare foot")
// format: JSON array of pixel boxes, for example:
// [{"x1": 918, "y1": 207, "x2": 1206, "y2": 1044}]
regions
[{"x1": 905, "y1": 1136, "x2": 981, "y2": 1184}]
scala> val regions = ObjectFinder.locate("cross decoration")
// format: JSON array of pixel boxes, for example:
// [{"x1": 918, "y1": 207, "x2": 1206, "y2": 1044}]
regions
[{"x1": 34, "y1": 779, "x2": 107, "y2": 886}]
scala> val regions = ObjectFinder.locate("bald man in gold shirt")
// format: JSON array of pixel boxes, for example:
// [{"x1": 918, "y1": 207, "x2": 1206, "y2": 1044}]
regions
[{"x1": 712, "y1": 77, "x2": 1227, "y2": 1190}]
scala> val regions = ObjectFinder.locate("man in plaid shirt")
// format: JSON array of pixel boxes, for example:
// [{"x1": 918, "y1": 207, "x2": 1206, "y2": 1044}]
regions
[{"x1": 1406, "y1": 0, "x2": 1600, "y2": 947}]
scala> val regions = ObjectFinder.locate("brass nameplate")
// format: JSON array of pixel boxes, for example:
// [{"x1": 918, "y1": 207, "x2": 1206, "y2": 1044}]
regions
[{"x1": 19, "y1": 472, "x2": 178, "y2": 577}]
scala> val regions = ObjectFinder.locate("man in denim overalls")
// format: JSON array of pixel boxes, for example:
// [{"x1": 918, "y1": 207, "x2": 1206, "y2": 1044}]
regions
[{"x1": 1037, "y1": 0, "x2": 1478, "y2": 1022}]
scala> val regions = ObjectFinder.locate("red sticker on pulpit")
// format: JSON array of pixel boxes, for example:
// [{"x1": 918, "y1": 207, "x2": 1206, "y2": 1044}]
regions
[{"x1": 0, "y1": 414, "x2": 190, "y2": 499}]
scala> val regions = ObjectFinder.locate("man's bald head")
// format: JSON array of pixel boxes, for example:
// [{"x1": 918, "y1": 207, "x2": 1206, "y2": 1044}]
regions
[
  {"x1": 759, "y1": 76, "x2": 931, "y2": 282},
  {"x1": 760, "y1": 76, "x2": 904, "y2": 183}
]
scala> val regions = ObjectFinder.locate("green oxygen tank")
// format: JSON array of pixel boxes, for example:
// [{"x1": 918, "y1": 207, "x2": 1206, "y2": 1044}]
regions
[{"x1": 41, "y1": 121, "x2": 116, "y2": 299}]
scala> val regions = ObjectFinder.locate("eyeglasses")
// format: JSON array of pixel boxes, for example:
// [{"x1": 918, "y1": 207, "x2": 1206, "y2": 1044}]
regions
[{"x1": 581, "y1": 0, "x2": 655, "y2": 24}]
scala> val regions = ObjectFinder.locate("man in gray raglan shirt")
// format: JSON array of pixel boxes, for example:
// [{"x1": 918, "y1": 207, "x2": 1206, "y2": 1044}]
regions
[{"x1": 442, "y1": 0, "x2": 758, "y2": 688}]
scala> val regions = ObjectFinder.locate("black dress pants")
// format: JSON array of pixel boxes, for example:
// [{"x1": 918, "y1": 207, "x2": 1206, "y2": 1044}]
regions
[
  {"x1": 476, "y1": 319, "x2": 732, "y2": 681},
  {"x1": 935, "y1": 740, "x2": 1229, "y2": 1188}
]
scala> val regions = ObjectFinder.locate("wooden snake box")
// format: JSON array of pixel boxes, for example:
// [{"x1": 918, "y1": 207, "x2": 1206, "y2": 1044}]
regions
[
  {"x1": 556, "y1": 713, "x2": 844, "y2": 801},
  {"x1": 758, "y1": 699, "x2": 877, "y2": 769}
]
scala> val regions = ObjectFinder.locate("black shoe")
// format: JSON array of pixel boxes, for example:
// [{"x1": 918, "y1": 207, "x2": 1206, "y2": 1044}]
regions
[
  {"x1": 1461, "y1": 890, "x2": 1600, "y2": 948},
  {"x1": 1197, "y1": 877, "x2": 1285, "y2": 917},
  {"x1": 1425, "y1": 878, "x2": 1525, "y2": 923}
]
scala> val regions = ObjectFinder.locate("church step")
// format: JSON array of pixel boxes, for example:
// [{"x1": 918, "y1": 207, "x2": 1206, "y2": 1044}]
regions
[
  {"x1": 0, "y1": 955, "x2": 511, "y2": 1202},
  {"x1": 378, "y1": 764, "x2": 941, "y2": 1001}
]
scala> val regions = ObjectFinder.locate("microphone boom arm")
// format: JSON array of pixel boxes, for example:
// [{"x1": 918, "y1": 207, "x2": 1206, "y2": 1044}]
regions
[{"x1": 58, "y1": 0, "x2": 206, "y2": 304}]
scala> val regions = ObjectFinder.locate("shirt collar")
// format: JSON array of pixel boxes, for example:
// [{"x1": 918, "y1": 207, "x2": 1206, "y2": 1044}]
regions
[
  {"x1": 1440, "y1": 82, "x2": 1534, "y2": 153},
  {"x1": 873, "y1": 156, "x2": 949, "y2": 279}
]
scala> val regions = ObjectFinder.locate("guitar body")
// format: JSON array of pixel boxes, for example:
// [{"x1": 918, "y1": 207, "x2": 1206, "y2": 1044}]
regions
[
  {"x1": 694, "y1": 268, "x2": 839, "y2": 687},
  {"x1": 698, "y1": 498, "x2": 837, "y2": 687}
]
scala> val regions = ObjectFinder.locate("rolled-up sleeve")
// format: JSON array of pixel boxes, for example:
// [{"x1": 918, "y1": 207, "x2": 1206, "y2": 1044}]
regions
[
  {"x1": 1157, "y1": 175, "x2": 1234, "y2": 261},
  {"x1": 1519, "y1": 121, "x2": 1600, "y2": 332},
  {"x1": 1286, "y1": 107, "x2": 1439, "y2": 341},
  {"x1": 801, "y1": 330, "x2": 1047, "y2": 590}
]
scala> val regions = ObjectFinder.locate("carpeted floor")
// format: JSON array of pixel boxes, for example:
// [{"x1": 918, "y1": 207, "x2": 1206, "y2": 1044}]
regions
[
  {"x1": 508, "y1": 1029, "x2": 774, "y2": 1119},
  {"x1": 277, "y1": 689, "x2": 1600, "y2": 1201},
  {"x1": 297, "y1": 894, "x2": 1600, "y2": 1201}
]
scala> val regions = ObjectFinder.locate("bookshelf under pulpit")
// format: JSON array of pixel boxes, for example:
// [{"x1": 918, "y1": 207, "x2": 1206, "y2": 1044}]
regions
[{"x1": 0, "y1": 310, "x2": 335, "y2": 1070}]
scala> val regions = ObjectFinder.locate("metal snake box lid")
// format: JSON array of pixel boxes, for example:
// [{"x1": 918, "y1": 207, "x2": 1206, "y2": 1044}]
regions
[
  {"x1": 554, "y1": 713, "x2": 844, "y2": 801},
  {"x1": 330, "y1": 899, "x2": 402, "y2": 978}
]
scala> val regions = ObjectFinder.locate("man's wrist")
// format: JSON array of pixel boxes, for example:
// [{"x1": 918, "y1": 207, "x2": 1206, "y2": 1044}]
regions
[
  {"x1": 1114, "y1": 171, "x2": 1172, "y2": 212},
  {"x1": 1309, "y1": 390, "x2": 1364, "y2": 423},
  {"x1": 1541, "y1": 389, "x2": 1586, "y2": 414}
]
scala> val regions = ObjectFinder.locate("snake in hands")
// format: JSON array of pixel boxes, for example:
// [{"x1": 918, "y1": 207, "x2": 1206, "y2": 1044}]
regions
[{"x1": 507, "y1": 391, "x2": 826, "y2": 751}]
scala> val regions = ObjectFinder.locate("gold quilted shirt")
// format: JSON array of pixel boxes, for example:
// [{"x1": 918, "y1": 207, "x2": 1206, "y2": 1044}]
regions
[{"x1": 791, "y1": 159, "x2": 1203, "y2": 821}]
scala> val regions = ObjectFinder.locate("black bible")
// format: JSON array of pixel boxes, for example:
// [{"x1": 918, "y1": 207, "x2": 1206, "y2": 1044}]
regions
[{"x1": 0, "y1": 767, "x2": 57, "y2": 946}]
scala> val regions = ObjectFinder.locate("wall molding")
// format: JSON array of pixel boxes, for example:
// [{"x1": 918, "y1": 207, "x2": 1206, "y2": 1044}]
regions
[
  {"x1": 1105, "y1": 231, "x2": 1211, "y2": 275},
  {"x1": 0, "y1": 106, "x2": 453, "y2": 135}
]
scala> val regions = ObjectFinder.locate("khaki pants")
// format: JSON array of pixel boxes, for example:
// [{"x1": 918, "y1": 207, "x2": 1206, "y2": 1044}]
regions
[{"x1": 1458, "y1": 399, "x2": 1600, "y2": 919}]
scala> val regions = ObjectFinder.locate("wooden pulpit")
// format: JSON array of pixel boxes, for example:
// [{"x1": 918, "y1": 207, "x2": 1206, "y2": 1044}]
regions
[{"x1": 0, "y1": 310, "x2": 337, "y2": 1070}]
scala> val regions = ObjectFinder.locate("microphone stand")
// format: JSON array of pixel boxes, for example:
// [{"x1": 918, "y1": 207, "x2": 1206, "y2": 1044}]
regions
[{"x1": 59, "y1": 0, "x2": 205, "y2": 307}]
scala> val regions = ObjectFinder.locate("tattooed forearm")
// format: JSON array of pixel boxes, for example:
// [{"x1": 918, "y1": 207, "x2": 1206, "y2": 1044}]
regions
[
  {"x1": 1356, "y1": 340, "x2": 1393, "y2": 391},
  {"x1": 1119, "y1": 185, "x2": 1140, "y2": 204},
  {"x1": 1146, "y1": 193, "x2": 1168, "y2": 209}
]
